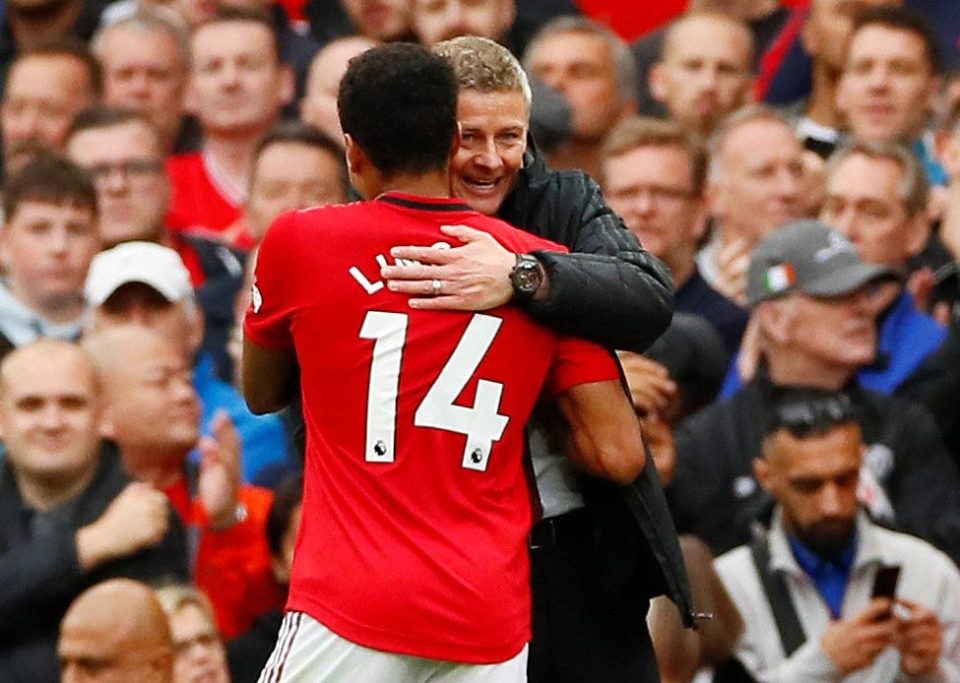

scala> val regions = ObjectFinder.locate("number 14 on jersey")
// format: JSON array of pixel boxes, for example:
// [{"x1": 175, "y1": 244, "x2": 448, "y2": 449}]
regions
[{"x1": 359, "y1": 311, "x2": 510, "y2": 472}]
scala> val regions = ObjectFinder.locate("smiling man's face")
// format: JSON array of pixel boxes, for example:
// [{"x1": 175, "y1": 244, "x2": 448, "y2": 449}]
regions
[{"x1": 449, "y1": 87, "x2": 528, "y2": 216}]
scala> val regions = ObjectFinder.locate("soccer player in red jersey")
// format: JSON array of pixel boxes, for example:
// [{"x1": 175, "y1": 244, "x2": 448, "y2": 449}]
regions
[{"x1": 243, "y1": 43, "x2": 646, "y2": 682}]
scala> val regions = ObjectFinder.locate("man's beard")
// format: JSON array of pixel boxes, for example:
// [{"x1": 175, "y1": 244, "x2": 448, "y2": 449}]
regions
[{"x1": 795, "y1": 517, "x2": 856, "y2": 560}]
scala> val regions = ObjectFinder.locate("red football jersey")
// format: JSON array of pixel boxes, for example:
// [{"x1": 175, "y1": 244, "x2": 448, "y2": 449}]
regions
[
  {"x1": 245, "y1": 193, "x2": 618, "y2": 664},
  {"x1": 166, "y1": 152, "x2": 243, "y2": 238}
]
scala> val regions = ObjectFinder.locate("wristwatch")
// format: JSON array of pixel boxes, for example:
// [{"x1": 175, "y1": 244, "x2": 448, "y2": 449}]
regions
[{"x1": 509, "y1": 253, "x2": 544, "y2": 301}]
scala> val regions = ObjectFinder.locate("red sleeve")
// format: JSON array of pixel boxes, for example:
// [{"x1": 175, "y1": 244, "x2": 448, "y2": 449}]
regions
[
  {"x1": 243, "y1": 211, "x2": 300, "y2": 349},
  {"x1": 546, "y1": 335, "x2": 620, "y2": 396}
]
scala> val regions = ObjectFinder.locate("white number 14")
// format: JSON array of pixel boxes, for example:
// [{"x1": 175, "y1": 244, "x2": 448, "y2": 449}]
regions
[{"x1": 359, "y1": 311, "x2": 510, "y2": 471}]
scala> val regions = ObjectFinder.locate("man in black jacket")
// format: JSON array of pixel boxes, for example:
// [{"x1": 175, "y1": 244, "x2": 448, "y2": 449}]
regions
[
  {"x1": 382, "y1": 35, "x2": 688, "y2": 683},
  {"x1": 0, "y1": 340, "x2": 187, "y2": 683},
  {"x1": 673, "y1": 220, "x2": 960, "y2": 562}
]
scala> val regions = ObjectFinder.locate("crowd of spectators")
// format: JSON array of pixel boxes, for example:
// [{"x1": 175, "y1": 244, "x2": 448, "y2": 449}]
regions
[{"x1": 1, "y1": 0, "x2": 959, "y2": 681}]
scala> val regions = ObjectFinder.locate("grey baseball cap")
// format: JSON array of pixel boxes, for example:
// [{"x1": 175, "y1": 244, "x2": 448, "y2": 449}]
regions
[{"x1": 746, "y1": 219, "x2": 897, "y2": 307}]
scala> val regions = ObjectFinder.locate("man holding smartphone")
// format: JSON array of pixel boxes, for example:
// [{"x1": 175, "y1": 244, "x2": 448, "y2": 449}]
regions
[{"x1": 713, "y1": 389, "x2": 960, "y2": 681}]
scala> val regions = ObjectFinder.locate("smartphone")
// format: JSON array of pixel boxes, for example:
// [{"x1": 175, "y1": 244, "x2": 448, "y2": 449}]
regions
[{"x1": 871, "y1": 565, "x2": 901, "y2": 599}]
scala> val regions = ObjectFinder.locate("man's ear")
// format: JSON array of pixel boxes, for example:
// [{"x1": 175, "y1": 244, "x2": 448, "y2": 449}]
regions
[
  {"x1": 905, "y1": 211, "x2": 931, "y2": 258},
  {"x1": 344, "y1": 134, "x2": 363, "y2": 176},
  {"x1": 756, "y1": 300, "x2": 794, "y2": 346},
  {"x1": 277, "y1": 63, "x2": 296, "y2": 107},
  {"x1": 648, "y1": 62, "x2": 668, "y2": 104},
  {"x1": 753, "y1": 454, "x2": 772, "y2": 492}
]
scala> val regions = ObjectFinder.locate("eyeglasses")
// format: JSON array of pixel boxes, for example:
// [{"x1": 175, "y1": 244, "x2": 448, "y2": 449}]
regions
[
  {"x1": 606, "y1": 184, "x2": 697, "y2": 206},
  {"x1": 85, "y1": 159, "x2": 164, "y2": 185}
]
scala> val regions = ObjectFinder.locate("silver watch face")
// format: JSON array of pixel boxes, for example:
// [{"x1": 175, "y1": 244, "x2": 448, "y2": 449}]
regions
[{"x1": 513, "y1": 256, "x2": 542, "y2": 294}]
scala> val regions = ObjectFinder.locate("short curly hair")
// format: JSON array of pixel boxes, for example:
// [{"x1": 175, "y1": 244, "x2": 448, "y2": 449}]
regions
[{"x1": 338, "y1": 43, "x2": 457, "y2": 177}]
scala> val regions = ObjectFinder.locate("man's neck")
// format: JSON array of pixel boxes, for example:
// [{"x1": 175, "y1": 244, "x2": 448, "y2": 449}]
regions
[
  {"x1": 119, "y1": 449, "x2": 185, "y2": 489},
  {"x1": 6, "y1": 282, "x2": 84, "y2": 324},
  {"x1": 668, "y1": 255, "x2": 696, "y2": 290},
  {"x1": 380, "y1": 168, "x2": 453, "y2": 199},
  {"x1": 14, "y1": 462, "x2": 97, "y2": 513},
  {"x1": 765, "y1": 351, "x2": 855, "y2": 391},
  {"x1": 545, "y1": 140, "x2": 602, "y2": 181},
  {"x1": 203, "y1": 134, "x2": 265, "y2": 196},
  {"x1": 805, "y1": 62, "x2": 840, "y2": 129},
  {"x1": 8, "y1": 0, "x2": 83, "y2": 49}
]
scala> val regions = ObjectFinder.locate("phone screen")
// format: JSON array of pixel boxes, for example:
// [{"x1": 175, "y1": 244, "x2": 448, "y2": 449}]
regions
[{"x1": 871, "y1": 565, "x2": 901, "y2": 600}]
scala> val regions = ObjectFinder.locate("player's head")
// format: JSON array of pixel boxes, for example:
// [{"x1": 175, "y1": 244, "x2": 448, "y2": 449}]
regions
[{"x1": 338, "y1": 42, "x2": 457, "y2": 189}]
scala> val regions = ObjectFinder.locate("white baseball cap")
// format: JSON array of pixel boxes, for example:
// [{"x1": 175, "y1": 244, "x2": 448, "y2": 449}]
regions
[{"x1": 85, "y1": 241, "x2": 193, "y2": 306}]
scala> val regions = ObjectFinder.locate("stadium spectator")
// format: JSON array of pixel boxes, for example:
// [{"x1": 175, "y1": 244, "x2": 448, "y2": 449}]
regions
[
  {"x1": 523, "y1": 16, "x2": 637, "y2": 179},
  {"x1": 166, "y1": 9, "x2": 294, "y2": 243},
  {"x1": 92, "y1": 8, "x2": 195, "y2": 154},
  {"x1": 0, "y1": 154, "x2": 100, "y2": 358},
  {"x1": 84, "y1": 242, "x2": 294, "y2": 484},
  {"x1": 58, "y1": 579, "x2": 176, "y2": 683},
  {"x1": 673, "y1": 220, "x2": 960, "y2": 561},
  {"x1": 1, "y1": 43, "x2": 100, "y2": 174},
  {"x1": 836, "y1": 7, "x2": 945, "y2": 182},
  {"x1": 647, "y1": 12, "x2": 755, "y2": 140},
  {"x1": 602, "y1": 116, "x2": 748, "y2": 356},
  {"x1": 793, "y1": 0, "x2": 904, "y2": 159},
  {"x1": 155, "y1": 584, "x2": 231, "y2": 683},
  {"x1": 714, "y1": 393, "x2": 960, "y2": 681},
  {"x1": 299, "y1": 35, "x2": 377, "y2": 147},
  {"x1": 697, "y1": 106, "x2": 806, "y2": 305},
  {"x1": 0, "y1": 341, "x2": 187, "y2": 682},
  {"x1": 84, "y1": 326, "x2": 284, "y2": 638}
]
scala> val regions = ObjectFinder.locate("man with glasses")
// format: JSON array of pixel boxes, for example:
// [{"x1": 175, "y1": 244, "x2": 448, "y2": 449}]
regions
[
  {"x1": 602, "y1": 116, "x2": 747, "y2": 357},
  {"x1": 67, "y1": 107, "x2": 248, "y2": 379}
]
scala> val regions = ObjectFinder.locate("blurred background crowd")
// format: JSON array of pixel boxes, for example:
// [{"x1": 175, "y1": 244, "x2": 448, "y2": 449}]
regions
[{"x1": 1, "y1": 0, "x2": 960, "y2": 681}]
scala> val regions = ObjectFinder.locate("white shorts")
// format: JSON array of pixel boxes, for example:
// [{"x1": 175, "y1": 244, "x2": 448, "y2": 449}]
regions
[{"x1": 258, "y1": 612, "x2": 529, "y2": 683}]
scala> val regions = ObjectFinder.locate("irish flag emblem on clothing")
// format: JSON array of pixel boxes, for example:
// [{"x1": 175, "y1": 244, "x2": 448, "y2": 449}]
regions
[{"x1": 765, "y1": 263, "x2": 796, "y2": 294}]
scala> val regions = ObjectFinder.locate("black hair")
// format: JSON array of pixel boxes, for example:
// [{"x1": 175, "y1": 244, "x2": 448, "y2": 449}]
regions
[
  {"x1": 338, "y1": 42, "x2": 457, "y2": 177},
  {"x1": 267, "y1": 474, "x2": 303, "y2": 559},
  {"x1": 852, "y1": 6, "x2": 941, "y2": 74},
  {"x1": 762, "y1": 388, "x2": 858, "y2": 442},
  {"x1": 252, "y1": 121, "x2": 347, "y2": 194},
  {"x1": 3, "y1": 152, "x2": 98, "y2": 219}
]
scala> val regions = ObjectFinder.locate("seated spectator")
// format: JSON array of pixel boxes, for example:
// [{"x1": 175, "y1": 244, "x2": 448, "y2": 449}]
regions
[
  {"x1": 155, "y1": 584, "x2": 231, "y2": 683},
  {"x1": 673, "y1": 220, "x2": 960, "y2": 560},
  {"x1": 1, "y1": 42, "x2": 100, "y2": 174},
  {"x1": 647, "y1": 12, "x2": 755, "y2": 140},
  {"x1": 92, "y1": 8, "x2": 195, "y2": 155},
  {"x1": 714, "y1": 394, "x2": 960, "y2": 680},
  {"x1": 822, "y1": 141, "x2": 947, "y2": 393},
  {"x1": 0, "y1": 340, "x2": 187, "y2": 682},
  {"x1": 0, "y1": 154, "x2": 101, "y2": 359},
  {"x1": 221, "y1": 121, "x2": 349, "y2": 246},
  {"x1": 85, "y1": 242, "x2": 293, "y2": 483},
  {"x1": 84, "y1": 326, "x2": 283, "y2": 638},
  {"x1": 227, "y1": 474, "x2": 302, "y2": 683},
  {"x1": 522, "y1": 16, "x2": 637, "y2": 179},
  {"x1": 166, "y1": 8, "x2": 294, "y2": 243},
  {"x1": 836, "y1": 7, "x2": 945, "y2": 183},
  {"x1": 725, "y1": 140, "x2": 948, "y2": 398},
  {"x1": 67, "y1": 107, "x2": 248, "y2": 377},
  {"x1": 602, "y1": 117, "x2": 748, "y2": 356},
  {"x1": 307, "y1": 0, "x2": 412, "y2": 45},
  {"x1": 411, "y1": 0, "x2": 517, "y2": 50},
  {"x1": 792, "y1": 0, "x2": 904, "y2": 159},
  {"x1": 697, "y1": 106, "x2": 806, "y2": 305},
  {"x1": 300, "y1": 35, "x2": 378, "y2": 148},
  {"x1": 58, "y1": 578, "x2": 175, "y2": 683}
]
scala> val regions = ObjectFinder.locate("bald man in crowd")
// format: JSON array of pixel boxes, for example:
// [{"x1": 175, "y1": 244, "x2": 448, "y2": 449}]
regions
[{"x1": 58, "y1": 578, "x2": 174, "y2": 683}]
